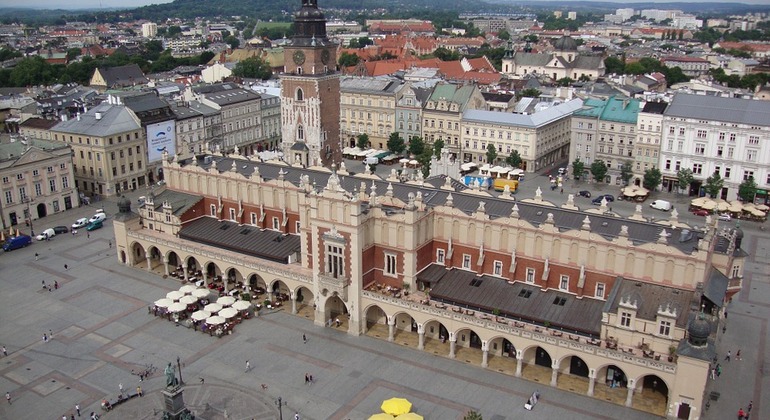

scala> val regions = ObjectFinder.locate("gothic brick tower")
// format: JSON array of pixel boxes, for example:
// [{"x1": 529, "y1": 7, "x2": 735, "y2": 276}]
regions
[{"x1": 280, "y1": 0, "x2": 341, "y2": 167}]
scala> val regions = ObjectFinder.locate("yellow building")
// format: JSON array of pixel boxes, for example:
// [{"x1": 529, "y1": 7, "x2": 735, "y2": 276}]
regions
[{"x1": 340, "y1": 77, "x2": 404, "y2": 150}]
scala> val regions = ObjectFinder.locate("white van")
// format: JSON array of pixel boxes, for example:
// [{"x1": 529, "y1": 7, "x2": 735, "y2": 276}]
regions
[
  {"x1": 650, "y1": 200, "x2": 672, "y2": 212},
  {"x1": 36, "y1": 228, "x2": 55, "y2": 241},
  {"x1": 89, "y1": 212, "x2": 107, "y2": 223},
  {"x1": 363, "y1": 156, "x2": 379, "y2": 166}
]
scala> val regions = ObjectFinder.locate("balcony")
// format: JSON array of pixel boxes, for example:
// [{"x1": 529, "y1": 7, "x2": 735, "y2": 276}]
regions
[{"x1": 318, "y1": 273, "x2": 349, "y2": 301}]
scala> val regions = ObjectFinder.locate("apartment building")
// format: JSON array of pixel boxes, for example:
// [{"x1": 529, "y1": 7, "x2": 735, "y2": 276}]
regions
[
  {"x1": 340, "y1": 77, "x2": 404, "y2": 150},
  {"x1": 422, "y1": 83, "x2": 486, "y2": 160},
  {"x1": 394, "y1": 83, "x2": 430, "y2": 144},
  {"x1": 659, "y1": 93, "x2": 770, "y2": 201},
  {"x1": 570, "y1": 97, "x2": 641, "y2": 185},
  {"x1": 0, "y1": 139, "x2": 77, "y2": 229},
  {"x1": 461, "y1": 99, "x2": 582, "y2": 170},
  {"x1": 170, "y1": 100, "x2": 221, "y2": 159},
  {"x1": 633, "y1": 102, "x2": 667, "y2": 185}
]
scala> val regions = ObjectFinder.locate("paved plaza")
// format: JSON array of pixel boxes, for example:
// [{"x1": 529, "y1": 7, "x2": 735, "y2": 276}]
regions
[{"x1": 0, "y1": 173, "x2": 767, "y2": 419}]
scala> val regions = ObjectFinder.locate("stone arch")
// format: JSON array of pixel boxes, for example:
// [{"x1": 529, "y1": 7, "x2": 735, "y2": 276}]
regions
[
  {"x1": 246, "y1": 273, "x2": 267, "y2": 293},
  {"x1": 166, "y1": 250, "x2": 181, "y2": 270},
  {"x1": 625, "y1": 252, "x2": 635, "y2": 274},
  {"x1": 392, "y1": 311, "x2": 417, "y2": 334},
  {"x1": 664, "y1": 259, "x2": 675, "y2": 281},
  {"x1": 454, "y1": 326, "x2": 483, "y2": 349},
  {"x1": 293, "y1": 285, "x2": 314, "y2": 317},
  {"x1": 587, "y1": 246, "x2": 597, "y2": 267},
  {"x1": 322, "y1": 293, "x2": 349, "y2": 328},
  {"x1": 534, "y1": 235, "x2": 543, "y2": 257},
  {"x1": 364, "y1": 304, "x2": 387, "y2": 331},
  {"x1": 645, "y1": 256, "x2": 655, "y2": 277},
  {"x1": 500, "y1": 228, "x2": 509, "y2": 249},
  {"x1": 552, "y1": 238, "x2": 561, "y2": 260},
  {"x1": 488, "y1": 335, "x2": 517, "y2": 357},
  {"x1": 146, "y1": 245, "x2": 163, "y2": 272},
  {"x1": 270, "y1": 279, "x2": 289, "y2": 297},
  {"x1": 557, "y1": 354, "x2": 589, "y2": 377},
  {"x1": 204, "y1": 261, "x2": 222, "y2": 281},
  {"x1": 130, "y1": 241, "x2": 147, "y2": 267},
  {"x1": 595, "y1": 363, "x2": 628, "y2": 389},
  {"x1": 607, "y1": 249, "x2": 616, "y2": 271},
  {"x1": 423, "y1": 319, "x2": 449, "y2": 341},
  {"x1": 185, "y1": 255, "x2": 201, "y2": 276},
  {"x1": 633, "y1": 373, "x2": 669, "y2": 415}
]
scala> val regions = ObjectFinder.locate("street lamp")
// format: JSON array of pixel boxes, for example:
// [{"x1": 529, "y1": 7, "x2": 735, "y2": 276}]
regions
[
  {"x1": 176, "y1": 356, "x2": 184, "y2": 385},
  {"x1": 22, "y1": 197, "x2": 34, "y2": 236},
  {"x1": 275, "y1": 396, "x2": 287, "y2": 420}
]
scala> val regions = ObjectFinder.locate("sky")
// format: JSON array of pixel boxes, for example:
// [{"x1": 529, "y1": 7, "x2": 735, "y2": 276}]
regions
[{"x1": 0, "y1": 0, "x2": 174, "y2": 9}]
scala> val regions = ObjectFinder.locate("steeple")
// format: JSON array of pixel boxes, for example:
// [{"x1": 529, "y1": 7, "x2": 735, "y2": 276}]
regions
[{"x1": 293, "y1": 0, "x2": 328, "y2": 43}]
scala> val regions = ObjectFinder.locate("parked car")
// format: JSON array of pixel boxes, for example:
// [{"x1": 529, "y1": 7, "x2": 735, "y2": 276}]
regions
[
  {"x1": 72, "y1": 218, "x2": 88, "y2": 229},
  {"x1": 650, "y1": 200, "x2": 672, "y2": 212},
  {"x1": 36, "y1": 228, "x2": 56, "y2": 241},
  {"x1": 558, "y1": 167, "x2": 568, "y2": 176},
  {"x1": 692, "y1": 209, "x2": 711, "y2": 216},
  {"x1": 3, "y1": 234, "x2": 31, "y2": 251},
  {"x1": 718, "y1": 213, "x2": 732, "y2": 221},
  {"x1": 591, "y1": 194, "x2": 615, "y2": 205},
  {"x1": 86, "y1": 220, "x2": 103, "y2": 231},
  {"x1": 89, "y1": 212, "x2": 106, "y2": 224},
  {"x1": 577, "y1": 190, "x2": 591, "y2": 198},
  {"x1": 52, "y1": 226, "x2": 69, "y2": 234}
]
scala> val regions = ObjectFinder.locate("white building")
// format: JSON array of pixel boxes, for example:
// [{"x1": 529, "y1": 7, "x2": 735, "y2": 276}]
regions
[
  {"x1": 141, "y1": 22, "x2": 157, "y2": 38},
  {"x1": 659, "y1": 93, "x2": 770, "y2": 201}
]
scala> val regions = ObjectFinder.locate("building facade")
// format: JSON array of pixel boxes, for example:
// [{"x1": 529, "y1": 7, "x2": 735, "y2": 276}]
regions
[
  {"x1": 502, "y1": 36, "x2": 605, "y2": 81},
  {"x1": 0, "y1": 139, "x2": 77, "y2": 229},
  {"x1": 395, "y1": 83, "x2": 430, "y2": 144},
  {"x1": 170, "y1": 100, "x2": 221, "y2": 160},
  {"x1": 659, "y1": 93, "x2": 770, "y2": 201},
  {"x1": 633, "y1": 102, "x2": 667, "y2": 185},
  {"x1": 50, "y1": 96, "x2": 148, "y2": 196},
  {"x1": 190, "y1": 84, "x2": 264, "y2": 155},
  {"x1": 339, "y1": 77, "x2": 404, "y2": 150},
  {"x1": 422, "y1": 83, "x2": 486, "y2": 160}
]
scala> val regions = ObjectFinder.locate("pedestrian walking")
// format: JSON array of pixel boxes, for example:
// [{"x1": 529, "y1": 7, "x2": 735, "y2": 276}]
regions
[
  {"x1": 87, "y1": 232, "x2": 90, "y2": 239},
  {"x1": 71, "y1": 415, "x2": 76, "y2": 420},
  {"x1": 725, "y1": 350, "x2": 731, "y2": 362},
  {"x1": 2, "y1": 346, "x2": 6, "y2": 356},
  {"x1": 43, "y1": 333, "x2": 48, "y2": 343},
  {"x1": 736, "y1": 349, "x2": 742, "y2": 360},
  {"x1": 118, "y1": 383, "x2": 123, "y2": 395},
  {"x1": 748, "y1": 400, "x2": 753, "y2": 415},
  {"x1": 717, "y1": 364, "x2": 722, "y2": 377},
  {"x1": 326, "y1": 318, "x2": 332, "y2": 327},
  {"x1": 49, "y1": 329, "x2": 53, "y2": 338},
  {"x1": 42, "y1": 280, "x2": 46, "y2": 289},
  {"x1": 302, "y1": 333, "x2": 307, "y2": 344},
  {"x1": 335, "y1": 317, "x2": 341, "y2": 327},
  {"x1": 54, "y1": 280, "x2": 59, "y2": 289},
  {"x1": 309, "y1": 374, "x2": 314, "y2": 384},
  {"x1": 35, "y1": 252, "x2": 39, "y2": 261},
  {"x1": 76, "y1": 403, "x2": 81, "y2": 416},
  {"x1": 304, "y1": 372, "x2": 309, "y2": 384},
  {"x1": 5, "y1": 391, "x2": 10, "y2": 404},
  {"x1": 710, "y1": 367, "x2": 716, "y2": 380},
  {"x1": 245, "y1": 360, "x2": 250, "y2": 372},
  {"x1": 294, "y1": 412, "x2": 301, "y2": 420},
  {"x1": 136, "y1": 385, "x2": 142, "y2": 397},
  {"x1": 64, "y1": 264, "x2": 68, "y2": 270},
  {"x1": 199, "y1": 377, "x2": 204, "y2": 385},
  {"x1": 738, "y1": 407, "x2": 746, "y2": 419},
  {"x1": 108, "y1": 240, "x2": 112, "y2": 248}
]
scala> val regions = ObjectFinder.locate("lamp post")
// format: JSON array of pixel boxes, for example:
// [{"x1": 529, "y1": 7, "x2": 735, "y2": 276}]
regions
[
  {"x1": 22, "y1": 197, "x2": 34, "y2": 236},
  {"x1": 176, "y1": 356, "x2": 184, "y2": 385},
  {"x1": 275, "y1": 396, "x2": 287, "y2": 420}
]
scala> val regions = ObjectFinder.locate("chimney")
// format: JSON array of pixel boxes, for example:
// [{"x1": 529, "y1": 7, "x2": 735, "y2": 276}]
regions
[{"x1": 95, "y1": 112, "x2": 102, "y2": 120}]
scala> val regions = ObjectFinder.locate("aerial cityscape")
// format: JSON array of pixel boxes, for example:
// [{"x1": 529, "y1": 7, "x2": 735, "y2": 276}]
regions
[{"x1": 0, "y1": 0, "x2": 769, "y2": 419}]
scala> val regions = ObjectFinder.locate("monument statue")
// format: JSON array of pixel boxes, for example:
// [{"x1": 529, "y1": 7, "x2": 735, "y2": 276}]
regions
[{"x1": 165, "y1": 362, "x2": 179, "y2": 388}]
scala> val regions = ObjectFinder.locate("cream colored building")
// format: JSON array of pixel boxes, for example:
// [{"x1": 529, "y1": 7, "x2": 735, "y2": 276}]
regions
[
  {"x1": 422, "y1": 83, "x2": 486, "y2": 159},
  {"x1": 340, "y1": 77, "x2": 404, "y2": 150},
  {"x1": 461, "y1": 99, "x2": 582, "y2": 170},
  {"x1": 0, "y1": 138, "x2": 77, "y2": 229},
  {"x1": 634, "y1": 102, "x2": 666, "y2": 185},
  {"x1": 50, "y1": 96, "x2": 148, "y2": 197},
  {"x1": 112, "y1": 151, "x2": 743, "y2": 420}
]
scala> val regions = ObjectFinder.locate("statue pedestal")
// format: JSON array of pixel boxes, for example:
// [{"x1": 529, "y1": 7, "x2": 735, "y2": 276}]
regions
[{"x1": 162, "y1": 387, "x2": 186, "y2": 420}]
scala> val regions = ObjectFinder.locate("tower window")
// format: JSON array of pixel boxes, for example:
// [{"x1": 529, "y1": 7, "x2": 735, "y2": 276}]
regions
[
  {"x1": 298, "y1": 125, "x2": 304, "y2": 140},
  {"x1": 296, "y1": 88, "x2": 304, "y2": 101}
]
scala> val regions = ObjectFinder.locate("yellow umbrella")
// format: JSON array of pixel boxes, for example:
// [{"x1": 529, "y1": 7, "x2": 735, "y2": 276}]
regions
[
  {"x1": 381, "y1": 398, "x2": 412, "y2": 416},
  {"x1": 15, "y1": 228, "x2": 20, "y2": 237},
  {"x1": 369, "y1": 414, "x2": 395, "y2": 420},
  {"x1": 395, "y1": 414, "x2": 424, "y2": 420}
]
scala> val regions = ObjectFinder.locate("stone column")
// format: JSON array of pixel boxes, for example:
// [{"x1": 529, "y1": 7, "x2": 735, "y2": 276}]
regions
[
  {"x1": 202, "y1": 270, "x2": 208, "y2": 284},
  {"x1": 448, "y1": 333, "x2": 456, "y2": 359},
  {"x1": 481, "y1": 341, "x2": 489, "y2": 368},
  {"x1": 183, "y1": 266, "x2": 189, "y2": 281},
  {"x1": 146, "y1": 255, "x2": 152, "y2": 271},
  {"x1": 417, "y1": 324, "x2": 425, "y2": 350},
  {"x1": 163, "y1": 256, "x2": 169, "y2": 276},
  {"x1": 550, "y1": 361, "x2": 559, "y2": 387},
  {"x1": 387, "y1": 317, "x2": 395, "y2": 342},
  {"x1": 515, "y1": 351, "x2": 523, "y2": 377},
  {"x1": 587, "y1": 370, "x2": 596, "y2": 396},
  {"x1": 291, "y1": 292, "x2": 297, "y2": 314},
  {"x1": 625, "y1": 379, "x2": 635, "y2": 407}
]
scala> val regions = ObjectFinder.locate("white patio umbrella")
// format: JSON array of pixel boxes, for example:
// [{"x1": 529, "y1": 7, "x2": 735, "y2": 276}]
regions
[
  {"x1": 217, "y1": 296, "x2": 236, "y2": 306},
  {"x1": 232, "y1": 301, "x2": 251, "y2": 311},
  {"x1": 166, "y1": 291, "x2": 185, "y2": 301},
  {"x1": 205, "y1": 316, "x2": 226, "y2": 326},
  {"x1": 219, "y1": 307, "x2": 238, "y2": 319},
  {"x1": 192, "y1": 288, "x2": 211, "y2": 299},
  {"x1": 700, "y1": 200, "x2": 717, "y2": 210},
  {"x1": 691, "y1": 197, "x2": 707, "y2": 207},
  {"x1": 154, "y1": 298, "x2": 173, "y2": 308},
  {"x1": 190, "y1": 310, "x2": 210, "y2": 321},
  {"x1": 717, "y1": 202, "x2": 730, "y2": 212},
  {"x1": 179, "y1": 285, "x2": 197, "y2": 294},
  {"x1": 756, "y1": 204, "x2": 769, "y2": 211},
  {"x1": 204, "y1": 303, "x2": 223, "y2": 313},
  {"x1": 168, "y1": 302, "x2": 187, "y2": 313},
  {"x1": 179, "y1": 295, "x2": 198, "y2": 305}
]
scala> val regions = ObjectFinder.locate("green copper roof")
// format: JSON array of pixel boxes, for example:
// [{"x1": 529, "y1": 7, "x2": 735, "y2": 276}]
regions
[{"x1": 574, "y1": 96, "x2": 640, "y2": 124}]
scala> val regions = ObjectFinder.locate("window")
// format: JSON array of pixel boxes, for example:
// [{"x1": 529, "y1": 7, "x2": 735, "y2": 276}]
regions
[
  {"x1": 694, "y1": 143, "x2": 705, "y2": 155},
  {"x1": 731, "y1": 264, "x2": 740, "y2": 278},
  {"x1": 493, "y1": 260, "x2": 503, "y2": 276},
  {"x1": 49, "y1": 179, "x2": 56, "y2": 192},
  {"x1": 272, "y1": 217, "x2": 280, "y2": 230},
  {"x1": 559, "y1": 275, "x2": 569, "y2": 290},
  {"x1": 295, "y1": 221, "x2": 301, "y2": 233},
  {"x1": 747, "y1": 149, "x2": 757, "y2": 162},
  {"x1": 436, "y1": 249, "x2": 445, "y2": 264},
  {"x1": 696, "y1": 130, "x2": 707, "y2": 139},
  {"x1": 525, "y1": 268, "x2": 535, "y2": 283},
  {"x1": 658, "y1": 320, "x2": 671, "y2": 336},
  {"x1": 18, "y1": 187, "x2": 26, "y2": 200},
  {"x1": 32, "y1": 169, "x2": 39, "y2": 176},
  {"x1": 729, "y1": 133, "x2": 736, "y2": 142},
  {"x1": 620, "y1": 312, "x2": 632, "y2": 327},
  {"x1": 693, "y1": 163, "x2": 702, "y2": 175},
  {"x1": 679, "y1": 127, "x2": 685, "y2": 136},
  {"x1": 1, "y1": 176, "x2": 7, "y2": 183},
  {"x1": 4, "y1": 190, "x2": 11, "y2": 204},
  {"x1": 210, "y1": 204, "x2": 216, "y2": 216},
  {"x1": 462, "y1": 254, "x2": 471, "y2": 269},
  {"x1": 743, "y1": 170, "x2": 754, "y2": 181},
  {"x1": 34, "y1": 183, "x2": 42, "y2": 196},
  {"x1": 326, "y1": 244, "x2": 344, "y2": 279},
  {"x1": 62, "y1": 176, "x2": 69, "y2": 189},
  {"x1": 595, "y1": 283, "x2": 605, "y2": 298},
  {"x1": 725, "y1": 167, "x2": 731, "y2": 179},
  {"x1": 229, "y1": 208, "x2": 236, "y2": 220},
  {"x1": 16, "y1": 173, "x2": 23, "y2": 180},
  {"x1": 749, "y1": 135, "x2": 760, "y2": 145},
  {"x1": 385, "y1": 253, "x2": 397, "y2": 276}
]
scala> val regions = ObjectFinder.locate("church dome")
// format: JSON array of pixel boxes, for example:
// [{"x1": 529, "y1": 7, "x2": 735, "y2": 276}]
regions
[
  {"x1": 553, "y1": 35, "x2": 578, "y2": 51},
  {"x1": 687, "y1": 315, "x2": 711, "y2": 347},
  {"x1": 117, "y1": 194, "x2": 132, "y2": 214}
]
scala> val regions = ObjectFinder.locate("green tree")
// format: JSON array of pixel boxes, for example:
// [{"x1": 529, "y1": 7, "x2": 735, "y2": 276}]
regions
[
  {"x1": 433, "y1": 47, "x2": 460, "y2": 61},
  {"x1": 9, "y1": 56, "x2": 57, "y2": 86},
  {"x1": 433, "y1": 138, "x2": 445, "y2": 157},
  {"x1": 225, "y1": 35, "x2": 240, "y2": 49},
  {"x1": 590, "y1": 160, "x2": 608, "y2": 183},
  {"x1": 356, "y1": 133, "x2": 370, "y2": 150},
  {"x1": 571, "y1": 158, "x2": 585, "y2": 180},
  {"x1": 604, "y1": 56, "x2": 625, "y2": 74},
  {"x1": 498, "y1": 30, "x2": 511, "y2": 40},
  {"x1": 408, "y1": 136, "x2": 425, "y2": 156},
  {"x1": 522, "y1": 34, "x2": 539, "y2": 43},
  {"x1": 676, "y1": 168, "x2": 694, "y2": 195},
  {"x1": 518, "y1": 88, "x2": 541, "y2": 98},
  {"x1": 556, "y1": 77, "x2": 573, "y2": 86},
  {"x1": 386, "y1": 132, "x2": 406, "y2": 155},
  {"x1": 620, "y1": 160, "x2": 634, "y2": 186},
  {"x1": 704, "y1": 171, "x2": 724, "y2": 198},
  {"x1": 463, "y1": 411, "x2": 483, "y2": 420},
  {"x1": 417, "y1": 147, "x2": 433, "y2": 178},
  {"x1": 738, "y1": 176, "x2": 758, "y2": 202},
  {"x1": 643, "y1": 167, "x2": 663, "y2": 191},
  {"x1": 506, "y1": 150, "x2": 522, "y2": 168},
  {"x1": 65, "y1": 48, "x2": 81, "y2": 62},
  {"x1": 486, "y1": 143, "x2": 498, "y2": 163},
  {"x1": 232, "y1": 56, "x2": 272, "y2": 80},
  {"x1": 167, "y1": 25, "x2": 182, "y2": 37},
  {"x1": 144, "y1": 40, "x2": 165, "y2": 61},
  {"x1": 338, "y1": 52, "x2": 360, "y2": 67}
]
